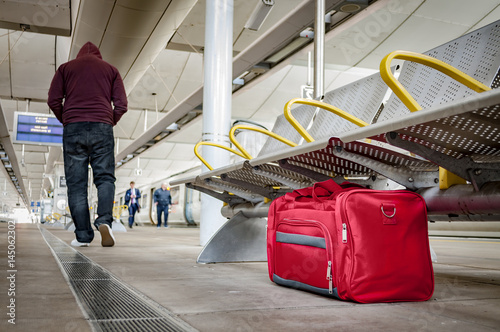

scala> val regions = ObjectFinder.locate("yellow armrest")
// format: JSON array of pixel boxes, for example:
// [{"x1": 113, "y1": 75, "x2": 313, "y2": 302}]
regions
[
  {"x1": 380, "y1": 50, "x2": 491, "y2": 112},
  {"x1": 284, "y1": 98, "x2": 369, "y2": 143},
  {"x1": 229, "y1": 125, "x2": 298, "y2": 159},
  {"x1": 194, "y1": 141, "x2": 249, "y2": 171}
]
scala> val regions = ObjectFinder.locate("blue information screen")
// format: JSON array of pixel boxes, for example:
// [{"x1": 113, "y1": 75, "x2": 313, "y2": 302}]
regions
[{"x1": 14, "y1": 113, "x2": 63, "y2": 145}]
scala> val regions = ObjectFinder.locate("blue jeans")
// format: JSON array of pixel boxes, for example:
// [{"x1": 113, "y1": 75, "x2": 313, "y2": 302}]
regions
[
  {"x1": 157, "y1": 204, "x2": 169, "y2": 227},
  {"x1": 128, "y1": 203, "x2": 139, "y2": 228},
  {"x1": 63, "y1": 122, "x2": 115, "y2": 243}
]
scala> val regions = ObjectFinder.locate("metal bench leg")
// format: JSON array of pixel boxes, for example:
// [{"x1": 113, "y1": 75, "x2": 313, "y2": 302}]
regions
[{"x1": 197, "y1": 211, "x2": 267, "y2": 264}]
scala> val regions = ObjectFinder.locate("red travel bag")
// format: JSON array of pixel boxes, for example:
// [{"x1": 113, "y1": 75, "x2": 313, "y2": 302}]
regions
[{"x1": 267, "y1": 179, "x2": 434, "y2": 303}]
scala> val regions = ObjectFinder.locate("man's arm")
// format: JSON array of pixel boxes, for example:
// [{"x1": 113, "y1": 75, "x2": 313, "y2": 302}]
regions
[
  {"x1": 47, "y1": 69, "x2": 65, "y2": 124},
  {"x1": 111, "y1": 71, "x2": 128, "y2": 125},
  {"x1": 153, "y1": 190, "x2": 158, "y2": 205}
]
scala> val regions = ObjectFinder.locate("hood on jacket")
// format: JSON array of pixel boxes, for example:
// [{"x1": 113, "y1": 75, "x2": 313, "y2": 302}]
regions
[{"x1": 76, "y1": 42, "x2": 102, "y2": 59}]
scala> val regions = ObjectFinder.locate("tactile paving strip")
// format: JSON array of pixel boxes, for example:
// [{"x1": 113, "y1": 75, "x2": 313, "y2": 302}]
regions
[{"x1": 40, "y1": 227, "x2": 197, "y2": 332}]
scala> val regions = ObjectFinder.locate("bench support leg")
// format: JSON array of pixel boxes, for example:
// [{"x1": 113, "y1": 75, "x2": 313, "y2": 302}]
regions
[{"x1": 197, "y1": 211, "x2": 267, "y2": 264}]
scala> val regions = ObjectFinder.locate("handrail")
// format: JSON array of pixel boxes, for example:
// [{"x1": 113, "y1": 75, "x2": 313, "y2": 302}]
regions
[
  {"x1": 380, "y1": 50, "x2": 491, "y2": 112},
  {"x1": 194, "y1": 141, "x2": 249, "y2": 171},
  {"x1": 229, "y1": 125, "x2": 298, "y2": 159},
  {"x1": 284, "y1": 98, "x2": 369, "y2": 143}
]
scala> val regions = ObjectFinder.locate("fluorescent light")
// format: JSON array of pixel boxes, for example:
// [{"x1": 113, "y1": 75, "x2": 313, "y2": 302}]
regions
[
  {"x1": 265, "y1": 37, "x2": 311, "y2": 63},
  {"x1": 332, "y1": 0, "x2": 369, "y2": 13},
  {"x1": 245, "y1": 0, "x2": 274, "y2": 31}
]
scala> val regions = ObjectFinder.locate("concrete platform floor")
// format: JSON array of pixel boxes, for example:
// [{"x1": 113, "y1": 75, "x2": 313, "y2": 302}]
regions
[{"x1": 1, "y1": 223, "x2": 499, "y2": 331}]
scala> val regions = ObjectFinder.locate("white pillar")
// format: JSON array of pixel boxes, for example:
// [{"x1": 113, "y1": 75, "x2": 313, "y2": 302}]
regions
[
  {"x1": 314, "y1": 0, "x2": 325, "y2": 99},
  {"x1": 200, "y1": 0, "x2": 233, "y2": 246}
]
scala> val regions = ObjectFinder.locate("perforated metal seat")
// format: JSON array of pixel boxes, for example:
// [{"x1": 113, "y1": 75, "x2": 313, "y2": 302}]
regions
[
  {"x1": 274, "y1": 20, "x2": 500, "y2": 190},
  {"x1": 258, "y1": 105, "x2": 316, "y2": 156},
  {"x1": 308, "y1": 71, "x2": 390, "y2": 139}
]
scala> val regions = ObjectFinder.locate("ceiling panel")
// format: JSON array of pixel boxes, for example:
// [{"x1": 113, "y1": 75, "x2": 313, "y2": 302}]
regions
[
  {"x1": 143, "y1": 158, "x2": 173, "y2": 170},
  {"x1": 232, "y1": 65, "x2": 291, "y2": 119},
  {"x1": 357, "y1": 16, "x2": 471, "y2": 69},
  {"x1": 9, "y1": 32, "x2": 54, "y2": 62},
  {"x1": 295, "y1": 0, "x2": 425, "y2": 73},
  {"x1": 325, "y1": 67, "x2": 378, "y2": 91},
  {"x1": 468, "y1": 5, "x2": 500, "y2": 31},
  {"x1": 26, "y1": 164, "x2": 45, "y2": 172},
  {"x1": 166, "y1": 143, "x2": 198, "y2": 161},
  {"x1": 11, "y1": 62, "x2": 55, "y2": 99},
  {"x1": 128, "y1": 50, "x2": 192, "y2": 110},
  {"x1": 168, "y1": 117, "x2": 202, "y2": 144},
  {"x1": 249, "y1": 65, "x2": 309, "y2": 122},
  {"x1": 164, "y1": 77, "x2": 203, "y2": 111},
  {"x1": 21, "y1": 151, "x2": 46, "y2": 164},
  {"x1": 13, "y1": 144, "x2": 49, "y2": 153},
  {"x1": 139, "y1": 141, "x2": 176, "y2": 159},
  {"x1": 114, "y1": 111, "x2": 142, "y2": 140},
  {"x1": 9, "y1": 31, "x2": 55, "y2": 99},
  {"x1": 164, "y1": 159, "x2": 199, "y2": 175},
  {"x1": 413, "y1": 0, "x2": 500, "y2": 26},
  {"x1": 130, "y1": 110, "x2": 164, "y2": 140},
  {"x1": 128, "y1": 70, "x2": 165, "y2": 110}
]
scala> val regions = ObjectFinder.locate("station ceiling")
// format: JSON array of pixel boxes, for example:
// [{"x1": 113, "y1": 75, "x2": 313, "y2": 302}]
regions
[{"x1": 0, "y1": 0, "x2": 499, "y2": 211}]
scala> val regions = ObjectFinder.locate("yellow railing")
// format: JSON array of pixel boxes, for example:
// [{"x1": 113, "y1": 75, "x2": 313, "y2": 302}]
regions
[
  {"x1": 283, "y1": 98, "x2": 369, "y2": 143},
  {"x1": 380, "y1": 50, "x2": 491, "y2": 112},
  {"x1": 194, "y1": 141, "x2": 249, "y2": 171},
  {"x1": 112, "y1": 205, "x2": 128, "y2": 220},
  {"x1": 380, "y1": 50, "x2": 491, "y2": 188},
  {"x1": 229, "y1": 125, "x2": 298, "y2": 159},
  {"x1": 194, "y1": 125, "x2": 299, "y2": 169}
]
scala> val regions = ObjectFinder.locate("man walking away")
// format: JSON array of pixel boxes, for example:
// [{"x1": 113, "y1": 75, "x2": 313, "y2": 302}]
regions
[
  {"x1": 48, "y1": 41, "x2": 128, "y2": 247},
  {"x1": 154, "y1": 183, "x2": 172, "y2": 228}
]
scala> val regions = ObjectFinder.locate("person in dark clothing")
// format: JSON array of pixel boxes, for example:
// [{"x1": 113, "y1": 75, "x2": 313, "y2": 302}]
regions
[
  {"x1": 154, "y1": 183, "x2": 172, "y2": 228},
  {"x1": 125, "y1": 181, "x2": 141, "y2": 228},
  {"x1": 48, "y1": 41, "x2": 127, "y2": 247}
]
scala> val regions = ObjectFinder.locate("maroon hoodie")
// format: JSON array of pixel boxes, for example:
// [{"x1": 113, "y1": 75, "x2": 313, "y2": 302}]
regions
[{"x1": 48, "y1": 42, "x2": 128, "y2": 126}]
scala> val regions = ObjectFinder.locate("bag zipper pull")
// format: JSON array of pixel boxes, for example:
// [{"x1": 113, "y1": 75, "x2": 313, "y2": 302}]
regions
[
  {"x1": 342, "y1": 223, "x2": 347, "y2": 243},
  {"x1": 327, "y1": 261, "x2": 332, "y2": 294}
]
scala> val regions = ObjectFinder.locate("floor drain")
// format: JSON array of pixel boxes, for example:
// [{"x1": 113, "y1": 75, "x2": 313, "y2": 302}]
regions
[{"x1": 40, "y1": 227, "x2": 197, "y2": 332}]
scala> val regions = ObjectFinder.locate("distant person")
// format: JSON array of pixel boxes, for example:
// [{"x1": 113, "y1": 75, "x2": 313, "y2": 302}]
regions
[
  {"x1": 125, "y1": 181, "x2": 141, "y2": 228},
  {"x1": 154, "y1": 183, "x2": 172, "y2": 228},
  {"x1": 48, "y1": 41, "x2": 127, "y2": 247}
]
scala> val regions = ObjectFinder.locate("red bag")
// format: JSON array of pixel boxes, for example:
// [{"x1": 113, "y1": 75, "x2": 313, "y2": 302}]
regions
[{"x1": 267, "y1": 179, "x2": 434, "y2": 303}]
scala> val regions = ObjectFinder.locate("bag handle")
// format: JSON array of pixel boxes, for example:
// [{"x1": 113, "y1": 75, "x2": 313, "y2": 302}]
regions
[
  {"x1": 285, "y1": 179, "x2": 344, "y2": 202},
  {"x1": 311, "y1": 180, "x2": 343, "y2": 201},
  {"x1": 284, "y1": 179, "x2": 365, "y2": 202}
]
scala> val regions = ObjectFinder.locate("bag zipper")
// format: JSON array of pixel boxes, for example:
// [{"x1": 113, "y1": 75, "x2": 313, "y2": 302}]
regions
[
  {"x1": 342, "y1": 223, "x2": 347, "y2": 243},
  {"x1": 280, "y1": 218, "x2": 334, "y2": 294}
]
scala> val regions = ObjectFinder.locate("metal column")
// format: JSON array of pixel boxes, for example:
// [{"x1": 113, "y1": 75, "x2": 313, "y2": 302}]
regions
[
  {"x1": 314, "y1": 0, "x2": 325, "y2": 99},
  {"x1": 200, "y1": 0, "x2": 234, "y2": 246}
]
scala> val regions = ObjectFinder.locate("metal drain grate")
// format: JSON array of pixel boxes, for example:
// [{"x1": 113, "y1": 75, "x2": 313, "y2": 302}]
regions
[{"x1": 40, "y1": 227, "x2": 197, "y2": 332}]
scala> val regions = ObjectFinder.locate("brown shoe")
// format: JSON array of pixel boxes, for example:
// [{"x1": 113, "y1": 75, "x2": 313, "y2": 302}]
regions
[{"x1": 98, "y1": 224, "x2": 115, "y2": 247}]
